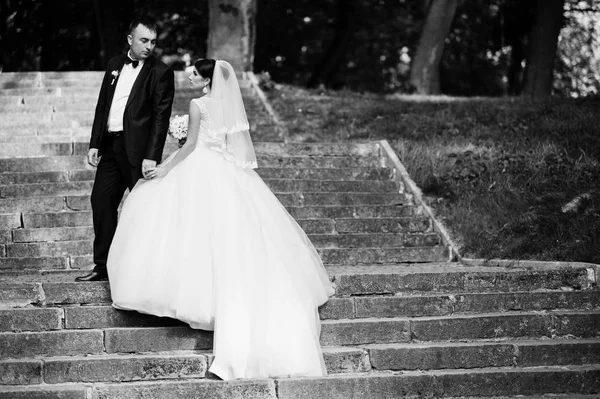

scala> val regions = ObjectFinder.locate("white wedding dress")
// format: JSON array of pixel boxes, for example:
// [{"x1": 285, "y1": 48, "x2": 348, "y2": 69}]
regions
[{"x1": 107, "y1": 96, "x2": 334, "y2": 380}]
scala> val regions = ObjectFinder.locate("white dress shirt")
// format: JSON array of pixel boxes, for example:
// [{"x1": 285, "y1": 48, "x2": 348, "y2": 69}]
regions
[{"x1": 107, "y1": 54, "x2": 144, "y2": 132}]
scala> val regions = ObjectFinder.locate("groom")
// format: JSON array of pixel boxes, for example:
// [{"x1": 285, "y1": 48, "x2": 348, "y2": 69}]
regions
[{"x1": 76, "y1": 17, "x2": 175, "y2": 282}]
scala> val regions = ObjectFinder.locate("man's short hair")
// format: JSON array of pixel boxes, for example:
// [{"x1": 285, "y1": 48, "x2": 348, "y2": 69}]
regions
[{"x1": 129, "y1": 17, "x2": 159, "y2": 36}]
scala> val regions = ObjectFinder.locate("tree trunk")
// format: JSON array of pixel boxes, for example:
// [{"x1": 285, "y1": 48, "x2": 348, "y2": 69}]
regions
[
  {"x1": 409, "y1": 0, "x2": 458, "y2": 94},
  {"x1": 306, "y1": 0, "x2": 356, "y2": 88},
  {"x1": 207, "y1": 0, "x2": 256, "y2": 73},
  {"x1": 40, "y1": 0, "x2": 58, "y2": 70},
  {"x1": 521, "y1": 0, "x2": 565, "y2": 99},
  {"x1": 0, "y1": 0, "x2": 8, "y2": 71}
]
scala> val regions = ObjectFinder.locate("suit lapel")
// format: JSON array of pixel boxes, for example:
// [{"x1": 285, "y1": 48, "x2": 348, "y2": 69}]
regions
[{"x1": 125, "y1": 57, "x2": 153, "y2": 110}]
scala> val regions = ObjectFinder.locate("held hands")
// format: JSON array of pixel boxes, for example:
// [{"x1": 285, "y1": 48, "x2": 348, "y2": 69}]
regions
[
  {"x1": 87, "y1": 149, "x2": 100, "y2": 167},
  {"x1": 142, "y1": 159, "x2": 168, "y2": 180}
]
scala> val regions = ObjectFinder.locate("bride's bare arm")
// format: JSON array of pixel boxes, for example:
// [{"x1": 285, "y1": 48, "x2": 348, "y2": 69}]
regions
[{"x1": 147, "y1": 100, "x2": 203, "y2": 178}]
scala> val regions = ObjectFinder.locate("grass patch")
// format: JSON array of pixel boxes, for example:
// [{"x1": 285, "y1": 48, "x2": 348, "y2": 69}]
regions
[{"x1": 265, "y1": 83, "x2": 600, "y2": 263}]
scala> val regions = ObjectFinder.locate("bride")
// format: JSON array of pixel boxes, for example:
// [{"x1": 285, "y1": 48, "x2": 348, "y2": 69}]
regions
[{"x1": 106, "y1": 59, "x2": 334, "y2": 380}]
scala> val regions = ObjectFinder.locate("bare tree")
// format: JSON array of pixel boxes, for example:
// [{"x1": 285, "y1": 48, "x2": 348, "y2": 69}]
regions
[
  {"x1": 207, "y1": 0, "x2": 256, "y2": 72},
  {"x1": 409, "y1": 0, "x2": 458, "y2": 94},
  {"x1": 521, "y1": 0, "x2": 566, "y2": 98}
]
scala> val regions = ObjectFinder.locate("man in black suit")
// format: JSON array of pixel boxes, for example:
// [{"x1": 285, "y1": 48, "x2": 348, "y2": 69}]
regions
[{"x1": 76, "y1": 17, "x2": 175, "y2": 282}]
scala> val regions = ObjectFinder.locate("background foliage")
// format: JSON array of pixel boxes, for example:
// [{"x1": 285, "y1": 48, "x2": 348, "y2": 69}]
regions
[{"x1": 1, "y1": 0, "x2": 598, "y2": 97}]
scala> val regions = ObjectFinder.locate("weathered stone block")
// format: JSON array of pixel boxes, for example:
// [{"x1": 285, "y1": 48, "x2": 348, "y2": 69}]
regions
[
  {"x1": 516, "y1": 340, "x2": 600, "y2": 366},
  {"x1": 333, "y1": 271, "x2": 466, "y2": 296},
  {"x1": 0, "y1": 142, "x2": 72, "y2": 158},
  {"x1": 1, "y1": 181, "x2": 92, "y2": 199},
  {"x1": 7, "y1": 240, "x2": 92, "y2": 257},
  {"x1": 411, "y1": 313, "x2": 554, "y2": 341},
  {"x1": 0, "y1": 308, "x2": 62, "y2": 332},
  {"x1": 43, "y1": 281, "x2": 111, "y2": 305},
  {"x1": 463, "y1": 268, "x2": 589, "y2": 292},
  {"x1": 320, "y1": 319, "x2": 410, "y2": 346},
  {"x1": 355, "y1": 295, "x2": 455, "y2": 318},
  {"x1": 335, "y1": 217, "x2": 429, "y2": 234},
  {"x1": 0, "y1": 213, "x2": 21, "y2": 229},
  {"x1": 22, "y1": 211, "x2": 93, "y2": 228},
  {"x1": 297, "y1": 219, "x2": 335, "y2": 235},
  {"x1": 104, "y1": 327, "x2": 213, "y2": 353},
  {"x1": 0, "y1": 197, "x2": 65, "y2": 213},
  {"x1": 277, "y1": 374, "x2": 437, "y2": 399},
  {"x1": 12, "y1": 226, "x2": 93, "y2": 243},
  {"x1": 318, "y1": 298, "x2": 354, "y2": 320},
  {"x1": 64, "y1": 306, "x2": 182, "y2": 329},
  {"x1": 319, "y1": 246, "x2": 446, "y2": 265},
  {"x1": 0, "y1": 155, "x2": 86, "y2": 173},
  {"x1": 312, "y1": 193, "x2": 404, "y2": 207},
  {"x1": 368, "y1": 342, "x2": 514, "y2": 370},
  {"x1": 551, "y1": 311, "x2": 600, "y2": 338},
  {"x1": 0, "y1": 359, "x2": 43, "y2": 385},
  {"x1": 0, "y1": 171, "x2": 68, "y2": 185},
  {"x1": 309, "y1": 233, "x2": 437, "y2": 249},
  {"x1": 68, "y1": 169, "x2": 95, "y2": 181},
  {"x1": 288, "y1": 205, "x2": 417, "y2": 219},
  {"x1": 94, "y1": 379, "x2": 276, "y2": 399},
  {"x1": 258, "y1": 155, "x2": 383, "y2": 169},
  {"x1": 0, "y1": 384, "x2": 87, "y2": 399},
  {"x1": 0, "y1": 256, "x2": 68, "y2": 270},
  {"x1": 45, "y1": 354, "x2": 208, "y2": 383},
  {"x1": 434, "y1": 367, "x2": 600, "y2": 397},
  {"x1": 0, "y1": 330, "x2": 103, "y2": 358},
  {"x1": 0, "y1": 229, "x2": 11, "y2": 244},
  {"x1": 453, "y1": 291, "x2": 600, "y2": 314},
  {"x1": 323, "y1": 347, "x2": 370, "y2": 373},
  {"x1": 0, "y1": 282, "x2": 43, "y2": 307}
]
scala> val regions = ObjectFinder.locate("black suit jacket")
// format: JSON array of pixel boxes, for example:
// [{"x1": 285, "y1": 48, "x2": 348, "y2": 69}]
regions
[{"x1": 89, "y1": 55, "x2": 175, "y2": 166}]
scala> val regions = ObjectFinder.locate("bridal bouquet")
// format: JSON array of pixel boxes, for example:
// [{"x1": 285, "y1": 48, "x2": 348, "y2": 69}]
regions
[{"x1": 169, "y1": 114, "x2": 189, "y2": 147}]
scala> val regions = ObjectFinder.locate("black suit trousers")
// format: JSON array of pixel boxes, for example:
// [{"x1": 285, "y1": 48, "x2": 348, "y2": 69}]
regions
[{"x1": 91, "y1": 134, "x2": 143, "y2": 272}]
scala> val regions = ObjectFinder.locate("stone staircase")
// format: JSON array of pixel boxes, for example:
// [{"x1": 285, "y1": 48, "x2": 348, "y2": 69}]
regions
[{"x1": 0, "y1": 72, "x2": 599, "y2": 399}]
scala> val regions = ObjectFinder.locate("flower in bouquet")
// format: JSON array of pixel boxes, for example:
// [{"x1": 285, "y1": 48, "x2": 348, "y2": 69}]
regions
[{"x1": 169, "y1": 114, "x2": 189, "y2": 147}]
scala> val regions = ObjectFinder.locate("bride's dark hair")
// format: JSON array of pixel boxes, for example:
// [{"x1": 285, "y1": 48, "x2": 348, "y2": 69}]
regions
[{"x1": 194, "y1": 59, "x2": 216, "y2": 87}]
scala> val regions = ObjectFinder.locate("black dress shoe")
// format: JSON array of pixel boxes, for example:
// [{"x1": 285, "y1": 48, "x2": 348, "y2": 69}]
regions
[{"x1": 75, "y1": 271, "x2": 108, "y2": 282}]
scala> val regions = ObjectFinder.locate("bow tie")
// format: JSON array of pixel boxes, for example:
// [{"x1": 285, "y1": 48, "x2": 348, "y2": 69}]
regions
[{"x1": 125, "y1": 57, "x2": 139, "y2": 68}]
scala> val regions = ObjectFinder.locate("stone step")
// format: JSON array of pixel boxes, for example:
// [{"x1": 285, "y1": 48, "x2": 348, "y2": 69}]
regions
[
  {"x1": 8, "y1": 226, "x2": 437, "y2": 248},
  {"x1": 0, "y1": 142, "x2": 380, "y2": 158},
  {"x1": 4, "y1": 286, "x2": 599, "y2": 329},
  {"x1": 0, "y1": 179, "x2": 399, "y2": 199},
  {"x1": 0, "y1": 265, "x2": 592, "y2": 307},
  {"x1": 1, "y1": 367, "x2": 600, "y2": 399},
  {"x1": 0, "y1": 167, "x2": 394, "y2": 185},
  {"x1": 0, "y1": 192, "x2": 408, "y2": 214},
  {"x1": 0, "y1": 134, "x2": 90, "y2": 144},
  {"x1": 0, "y1": 155, "x2": 385, "y2": 172},
  {"x1": 1, "y1": 339, "x2": 599, "y2": 387},
  {"x1": 274, "y1": 367, "x2": 600, "y2": 399},
  {"x1": 0, "y1": 347, "x2": 370, "y2": 386},
  {"x1": 0, "y1": 311, "x2": 599, "y2": 359},
  {"x1": 3, "y1": 242, "x2": 440, "y2": 263},
  {"x1": 13, "y1": 206, "x2": 418, "y2": 230}
]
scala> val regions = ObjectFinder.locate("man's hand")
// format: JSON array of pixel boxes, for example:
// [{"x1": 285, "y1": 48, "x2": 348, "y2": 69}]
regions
[
  {"x1": 142, "y1": 159, "x2": 157, "y2": 179},
  {"x1": 87, "y1": 148, "x2": 100, "y2": 167}
]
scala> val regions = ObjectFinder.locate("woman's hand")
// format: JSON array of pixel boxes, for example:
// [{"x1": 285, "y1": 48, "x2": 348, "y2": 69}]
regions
[{"x1": 145, "y1": 165, "x2": 169, "y2": 180}]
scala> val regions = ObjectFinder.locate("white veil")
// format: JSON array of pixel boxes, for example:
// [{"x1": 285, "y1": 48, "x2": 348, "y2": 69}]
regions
[{"x1": 205, "y1": 60, "x2": 258, "y2": 169}]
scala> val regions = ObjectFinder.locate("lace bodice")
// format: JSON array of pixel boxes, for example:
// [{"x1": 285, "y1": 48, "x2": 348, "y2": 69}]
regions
[
  {"x1": 190, "y1": 97, "x2": 257, "y2": 169},
  {"x1": 191, "y1": 98, "x2": 221, "y2": 151}
]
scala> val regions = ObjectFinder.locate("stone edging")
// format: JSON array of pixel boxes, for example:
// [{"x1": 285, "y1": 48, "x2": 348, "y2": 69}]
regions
[
  {"x1": 380, "y1": 139, "x2": 600, "y2": 284},
  {"x1": 245, "y1": 71, "x2": 289, "y2": 142},
  {"x1": 379, "y1": 139, "x2": 461, "y2": 262},
  {"x1": 462, "y1": 258, "x2": 599, "y2": 285}
]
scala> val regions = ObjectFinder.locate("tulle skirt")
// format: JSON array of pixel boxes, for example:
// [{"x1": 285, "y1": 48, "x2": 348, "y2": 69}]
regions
[{"x1": 107, "y1": 144, "x2": 334, "y2": 380}]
